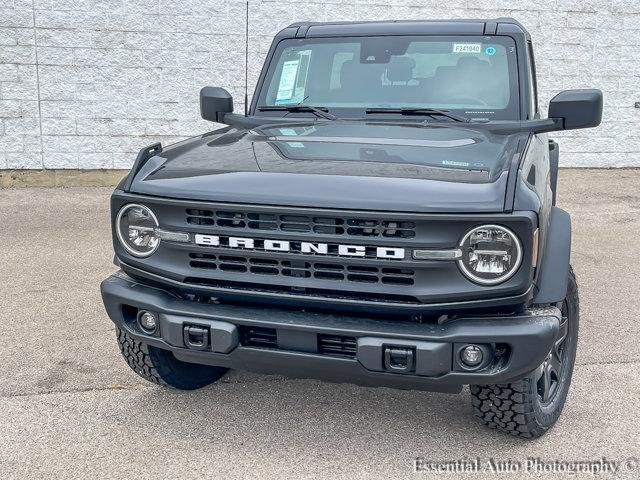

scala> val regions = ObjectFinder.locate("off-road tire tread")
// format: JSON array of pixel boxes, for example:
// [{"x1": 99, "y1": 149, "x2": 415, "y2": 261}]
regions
[
  {"x1": 116, "y1": 327, "x2": 228, "y2": 390},
  {"x1": 116, "y1": 327, "x2": 169, "y2": 386},
  {"x1": 470, "y1": 380, "x2": 539, "y2": 438},
  {"x1": 470, "y1": 267, "x2": 578, "y2": 439}
]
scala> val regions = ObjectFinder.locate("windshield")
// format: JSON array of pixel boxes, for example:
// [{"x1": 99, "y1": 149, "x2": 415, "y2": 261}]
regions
[{"x1": 256, "y1": 35, "x2": 519, "y2": 121}]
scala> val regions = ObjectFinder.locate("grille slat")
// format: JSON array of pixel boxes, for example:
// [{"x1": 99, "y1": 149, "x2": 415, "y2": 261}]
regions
[
  {"x1": 189, "y1": 253, "x2": 415, "y2": 286},
  {"x1": 186, "y1": 209, "x2": 416, "y2": 238},
  {"x1": 184, "y1": 276, "x2": 420, "y2": 303}
]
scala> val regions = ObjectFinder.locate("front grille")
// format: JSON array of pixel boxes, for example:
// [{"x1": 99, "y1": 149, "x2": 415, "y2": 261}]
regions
[
  {"x1": 189, "y1": 252, "x2": 415, "y2": 286},
  {"x1": 318, "y1": 335, "x2": 357, "y2": 358},
  {"x1": 117, "y1": 197, "x2": 534, "y2": 309},
  {"x1": 176, "y1": 204, "x2": 427, "y2": 305},
  {"x1": 186, "y1": 209, "x2": 416, "y2": 238}
]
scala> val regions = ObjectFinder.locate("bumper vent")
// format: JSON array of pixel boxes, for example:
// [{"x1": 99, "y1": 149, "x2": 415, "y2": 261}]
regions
[
  {"x1": 318, "y1": 335, "x2": 357, "y2": 358},
  {"x1": 189, "y1": 253, "x2": 415, "y2": 286},
  {"x1": 239, "y1": 326, "x2": 277, "y2": 348},
  {"x1": 238, "y1": 327, "x2": 357, "y2": 358},
  {"x1": 186, "y1": 209, "x2": 416, "y2": 238}
]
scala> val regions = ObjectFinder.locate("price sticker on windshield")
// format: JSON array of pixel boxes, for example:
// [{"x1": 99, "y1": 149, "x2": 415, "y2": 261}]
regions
[
  {"x1": 275, "y1": 60, "x2": 299, "y2": 104},
  {"x1": 452, "y1": 43, "x2": 482, "y2": 53}
]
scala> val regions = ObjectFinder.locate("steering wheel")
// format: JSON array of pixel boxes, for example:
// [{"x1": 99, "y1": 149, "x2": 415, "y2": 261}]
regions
[{"x1": 442, "y1": 96, "x2": 489, "y2": 107}]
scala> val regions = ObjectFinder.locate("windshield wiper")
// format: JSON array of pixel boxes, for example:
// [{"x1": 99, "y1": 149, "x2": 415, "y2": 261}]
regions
[
  {"x1": 257, "y1": 105, "x2": 337, "y2": 120},
  {"x1": 365, "y1": 107, "x2": 469, "y2": 123}
]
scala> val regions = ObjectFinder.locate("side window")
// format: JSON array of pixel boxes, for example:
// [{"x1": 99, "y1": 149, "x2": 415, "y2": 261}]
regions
[{"x1": 527, "y1": 42, "x2": 539, "y2": 118}]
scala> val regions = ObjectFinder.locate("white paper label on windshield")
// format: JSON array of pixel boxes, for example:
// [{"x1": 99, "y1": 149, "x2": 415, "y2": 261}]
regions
[
  {"x1": 452, "y1": 43, "x2": 482, "y2": 54},
  {"x1": 275, "y1": 60, "x2": 300, "y2": 104},
  {"x1": 442, "y1": 160, "x2": 470, "y2": 167}
]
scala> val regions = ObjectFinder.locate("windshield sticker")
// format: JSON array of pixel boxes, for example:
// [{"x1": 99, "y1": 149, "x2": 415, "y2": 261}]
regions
[
  {"x1": 485, "y1": 46, "x2": 497, "y2": 56},
  {"x1": 286, "y1": 142, "x2": 305, "y2": 148},
  {"x1": 275, "y1": 60, "x2": 300, "y2": 104},
  {"x1": 442, "y1": 160, "x2": 470, "y2": 167},
  {"x1": 291, "y1": 50, "x2": 312, "y2": 103},
  {"x1": 452, "y1": 43, "x2": 481, "y2": 54},
  {"x1": 275, "y1": 50, "x2": 312, "y2": 105}
]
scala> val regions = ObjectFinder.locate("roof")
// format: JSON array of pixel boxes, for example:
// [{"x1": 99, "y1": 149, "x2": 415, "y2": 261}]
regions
[{"x1": 284, "y1": 18, "x2": 530, "y2": 39}]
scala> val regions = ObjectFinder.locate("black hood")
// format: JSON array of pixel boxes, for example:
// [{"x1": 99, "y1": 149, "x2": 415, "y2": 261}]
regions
[{"x1": 129, "y1": 121, "x2": 524, "y2": 213}]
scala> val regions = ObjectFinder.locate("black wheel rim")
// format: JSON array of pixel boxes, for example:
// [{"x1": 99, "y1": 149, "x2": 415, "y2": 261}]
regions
[{"x1": 536, "y1": 300, "x2": 570, "y2": 405}]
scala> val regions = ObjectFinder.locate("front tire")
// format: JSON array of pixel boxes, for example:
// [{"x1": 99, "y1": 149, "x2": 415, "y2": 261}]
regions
[
  {"x1": 116, "y1": 327, "x2": 229, "y2": 390},
  {"x1": 470, "y1": 267, "x2": 579, "y2": 438}
]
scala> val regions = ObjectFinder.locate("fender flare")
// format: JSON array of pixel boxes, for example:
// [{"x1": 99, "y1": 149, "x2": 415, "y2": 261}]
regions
[{"x1": 532, "y1": 206, "x2": 571, "y2": 304}]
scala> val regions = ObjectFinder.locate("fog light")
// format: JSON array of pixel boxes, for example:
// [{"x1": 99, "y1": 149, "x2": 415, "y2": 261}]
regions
[
  {"x1": 460, "y1": 345, "x2": 483, "y2": 367},
  {"x1": 138, "y1": 311, "x2": 157, "y2": 333}
]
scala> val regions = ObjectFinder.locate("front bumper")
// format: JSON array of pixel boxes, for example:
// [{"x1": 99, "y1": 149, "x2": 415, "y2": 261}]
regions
[{"x1": 101, "y1": 271, "x2": 560, "y2": 394}]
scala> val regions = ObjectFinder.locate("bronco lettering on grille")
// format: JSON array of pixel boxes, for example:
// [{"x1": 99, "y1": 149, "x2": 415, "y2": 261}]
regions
[{"x1": 194, "y1": 234, "x2": 405, "y2": 260}]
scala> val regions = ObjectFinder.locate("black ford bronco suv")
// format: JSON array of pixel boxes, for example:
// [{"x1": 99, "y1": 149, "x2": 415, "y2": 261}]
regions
[{"x1": 101, "y1": 18, "x2": 603, "y2": 438}]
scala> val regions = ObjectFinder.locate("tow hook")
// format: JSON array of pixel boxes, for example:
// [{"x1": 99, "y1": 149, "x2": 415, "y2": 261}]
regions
[
  {"x1": 384, "y1": 346, "x2": 416, "y2": 373},
  {"x1": 183, "y1": 325, "x2": 210, "y2": 351}
]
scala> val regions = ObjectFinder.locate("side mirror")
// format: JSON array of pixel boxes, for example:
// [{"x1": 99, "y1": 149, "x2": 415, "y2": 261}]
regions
[
  {"x1": 548, "y1": 89, "x2": 603, "y2": 130},
  {"x1": 200, "y1": 87, "x2": 233, "y2": 123}
]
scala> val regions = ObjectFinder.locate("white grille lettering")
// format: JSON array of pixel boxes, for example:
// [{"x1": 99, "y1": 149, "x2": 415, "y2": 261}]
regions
[
  {"x1": 264, "y1": 239, "x2": 290, "y2": 251},
  {"x1": 300, "y1": 242, "x2": 329, "y2": 254},
  {"x1": 228, "y1": 237, "x2": 254, "y2": 248},
  {"x1": 338, "y1": 245, "x2": 366, "y2": 257},
  {"x1": 194, "y1": 233, "x2": 405, "y2": 260},
  {"x1": 376, "y1": 247, "x2": 405, "y2": 259},
  {"x1": 194, "y1": 234, "x2": 220, "y2": 246}
]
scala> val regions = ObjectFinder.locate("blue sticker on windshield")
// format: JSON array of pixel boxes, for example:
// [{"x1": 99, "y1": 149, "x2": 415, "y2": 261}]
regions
[{"x1": 485, "y1": 46, "x2": 496, "y2": 56}]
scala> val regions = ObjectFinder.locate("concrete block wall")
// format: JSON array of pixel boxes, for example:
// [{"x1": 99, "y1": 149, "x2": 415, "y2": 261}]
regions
[{"x1": 0, "y1": 0, "x2": 639, "y2": 169}]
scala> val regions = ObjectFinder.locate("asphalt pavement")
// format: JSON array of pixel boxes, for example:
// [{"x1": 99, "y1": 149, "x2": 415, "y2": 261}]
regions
[{"x1": 0, "y1": 169, "x2": 639, "y2": 479}]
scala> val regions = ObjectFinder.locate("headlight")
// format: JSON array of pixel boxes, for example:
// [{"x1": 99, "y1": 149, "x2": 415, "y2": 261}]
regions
[
  {"x1": 116, "y1": 204, "x2": 160, "y2": 257},
  {"x1": 457, "y1": 224, "x2": 522, "y2": 285}
]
